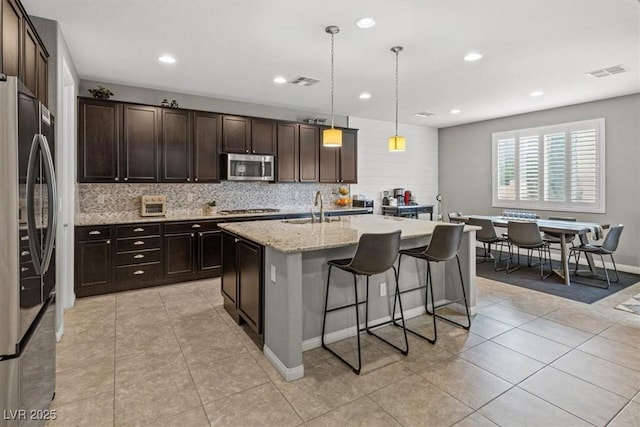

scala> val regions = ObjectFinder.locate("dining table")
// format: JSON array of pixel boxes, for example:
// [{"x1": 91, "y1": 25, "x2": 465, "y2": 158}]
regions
[{"x1": 455, "y1": 215, "x2": 608, "y2": 286}]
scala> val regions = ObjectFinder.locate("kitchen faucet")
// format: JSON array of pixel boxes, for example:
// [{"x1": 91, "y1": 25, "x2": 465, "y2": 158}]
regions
[{"x1": 314, "y1": 191, "x2": 325, "y2": 223}]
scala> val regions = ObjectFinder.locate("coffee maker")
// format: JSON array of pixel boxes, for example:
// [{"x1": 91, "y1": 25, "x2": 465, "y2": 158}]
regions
[{"x1": 393, "y1": 188, "x2": 405, "y2": 206}]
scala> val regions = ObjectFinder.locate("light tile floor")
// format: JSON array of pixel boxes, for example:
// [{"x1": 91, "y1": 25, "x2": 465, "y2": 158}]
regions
[{"x1": 46, "y1": 276, "x2": 640, "y2": 426}]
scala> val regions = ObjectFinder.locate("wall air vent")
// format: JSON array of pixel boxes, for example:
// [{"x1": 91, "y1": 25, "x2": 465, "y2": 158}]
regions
[
  {"x1": 586, "y1": 65, "x2": 629, "y2": 78},
  {"x1": 289, "y1": 76, "x2": 320, "y2": 87},
  {"x1": 412, "y1": 111, "x2": 435, "y2": 118}
]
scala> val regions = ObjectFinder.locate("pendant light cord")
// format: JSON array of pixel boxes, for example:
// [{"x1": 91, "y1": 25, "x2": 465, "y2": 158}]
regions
[
  {"x1": 330, "y1": 31, "x2": 335, "y2": 129},
  {"x1": 394, "y1": 48, "x2": 399, "y2": 136}
]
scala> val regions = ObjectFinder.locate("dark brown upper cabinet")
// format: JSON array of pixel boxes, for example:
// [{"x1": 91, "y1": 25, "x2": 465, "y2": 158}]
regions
[
  {"x1": 78, "y1": 98, "x2": 121, "y2": 183},
  {"x1": 319, "y1": 128, "x2": 358, "y2": 184},
  {"x1": 1, "y1": 0, "x2": 48, "y2": 106},
  {"x1": 277, "y1": 123, "x2": 318, "y2": 183},
  {"x1": 222, "y1": 115, "x2": 275, "y2": 155},
  {"x1": 122, "y1": 104, "x2": 160, "y2": 182},
  {"x1": 161, "y1": 109, "x2": 221, "y2": 183},
  {"x1": 161, "y1": 109, "x2": 191, "y2": 182}
]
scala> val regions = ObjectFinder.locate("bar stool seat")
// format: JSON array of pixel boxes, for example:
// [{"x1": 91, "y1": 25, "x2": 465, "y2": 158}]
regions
[
  {"x1": 394, "y1": 223, "x2": 470, "y2": 344},
  {"x1": 322, "y1": 230, "x2": 409, "y2": 375}
]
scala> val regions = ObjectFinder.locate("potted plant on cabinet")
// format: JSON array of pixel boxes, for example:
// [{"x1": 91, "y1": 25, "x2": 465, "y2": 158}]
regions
[
  {"x1": 88, "y1": 85, "x2": 114, "y2": 100},
  {"x1": 205, "y1": 200, "x2": 217, "y2": 215}
]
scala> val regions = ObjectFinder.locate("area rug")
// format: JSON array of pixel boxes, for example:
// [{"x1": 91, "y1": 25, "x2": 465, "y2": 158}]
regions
[
  {"x1": 475, "y1": 256, "x2": 640, "y2": 304},
  {"x1": 616, "y1": 293, "x2": 640, "y2": 315}
]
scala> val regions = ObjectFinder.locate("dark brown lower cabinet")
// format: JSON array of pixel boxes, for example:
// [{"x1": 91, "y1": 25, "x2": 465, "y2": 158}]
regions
[
  {"x1": 221, "y1": 231, "x2": 264, "y2": 335},
  {"x1": 198, "y1": 230, "x2": 222, "y2": 273},
  {"x1": 75, "y1": 237, "x2": 114, "y2": 298},
  {"x1": 164, "y1": 231, "x2": 196, "y2": 278}
]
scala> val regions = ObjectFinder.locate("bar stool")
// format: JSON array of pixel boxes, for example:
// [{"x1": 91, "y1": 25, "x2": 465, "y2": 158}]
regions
[
  {"x1": 321, "y1": 230, "x2": 408, "y2": 375},
  {"x1": 393, "y1": 223, "x2": 470, "y2": 344}
]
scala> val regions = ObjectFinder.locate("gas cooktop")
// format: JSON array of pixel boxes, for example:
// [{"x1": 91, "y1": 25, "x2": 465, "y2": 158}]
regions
[{"x1": 218, "y1": 208, "x2": 281, "y2": 215}]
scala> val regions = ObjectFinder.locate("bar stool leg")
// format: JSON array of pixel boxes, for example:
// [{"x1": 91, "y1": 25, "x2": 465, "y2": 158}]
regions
[{"x1": 321, "y1": 264, "x2": 333, "y2": 348}]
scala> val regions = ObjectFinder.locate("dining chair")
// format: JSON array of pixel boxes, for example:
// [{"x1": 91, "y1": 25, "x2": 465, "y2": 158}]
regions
[
  {"x1": 321, "y1": 230, "x2": 408, "y2": 374},
  {"x1": 506, "y1": 221, "x2": 552, "y2": 279},
  {"x1": 448, "y1": 212, "x2": 463, "y2": 222},
  {"x1": 468, "y1": 217, "x2": 510, "y2": 270},
  {"x1": 569, "y1": 224, "x2": 624, "y2": 289}
]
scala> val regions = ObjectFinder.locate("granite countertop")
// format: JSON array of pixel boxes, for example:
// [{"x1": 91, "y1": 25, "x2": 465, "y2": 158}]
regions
[
  {"x1": 75, "y1": 207, "x2": 369, "y2": 226},
  {"x1": 218, "y1": 214, "x2": 481, "y2": 254}
]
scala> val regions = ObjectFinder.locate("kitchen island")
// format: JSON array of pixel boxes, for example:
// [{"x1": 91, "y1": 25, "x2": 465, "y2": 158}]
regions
[{"x1": 218, "y1": 215, "x2": 479, "y2": 381}]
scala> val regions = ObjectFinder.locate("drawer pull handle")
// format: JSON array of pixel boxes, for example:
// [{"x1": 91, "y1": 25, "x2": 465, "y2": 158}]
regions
[
  {"x1": 133, "y1": 254, "x2": 145, "y2": 259},
  {"x1": 20, "y1": 236, "x2": 29, "y2": 241},
  {"x1": 21, "y1": 267, "x2": 29, "y2": 272},
  {"x1": 192, "y1": 224, "x2": 201, "y2": 229},
  {"x1": 21, "y1": 250, "x2": 30, "y2": 256},
  {"x1": 89, "y1": 230, "x2": 102, "y2": 235},
  {"x1": 133, "y1": 228, "x2": 144, "y2": 232},
  {"x1": 133, "y1": 241, "x2": 145, "y2": 246},
  {"x1": 106, "y1": 240, "x2": 111, "y2": 244},
  {"x1": 133, "y1": 270, "x2": 144, "y2": 275}
]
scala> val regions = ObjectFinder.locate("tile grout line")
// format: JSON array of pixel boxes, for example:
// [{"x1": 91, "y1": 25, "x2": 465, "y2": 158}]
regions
[{"x1": 112, "y1": 294, "x2": 118, "y2": 427}]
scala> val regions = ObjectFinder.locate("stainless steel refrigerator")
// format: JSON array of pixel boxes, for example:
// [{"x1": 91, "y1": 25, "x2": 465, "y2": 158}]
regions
[{"x1": 0, "y1": 75, "x2": 57, "y2": 426}]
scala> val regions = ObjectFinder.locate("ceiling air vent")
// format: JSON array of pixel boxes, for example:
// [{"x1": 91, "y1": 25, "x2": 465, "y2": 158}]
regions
[
  {"x1": 289, "y1": 76, "x2": 320, "y2": 87},
  {"x1": 413, "y1": 111, "x2": 435, "y2": 118},
  {"x1": 586, "y1": 65, "x2": 629, "y2": 78}
]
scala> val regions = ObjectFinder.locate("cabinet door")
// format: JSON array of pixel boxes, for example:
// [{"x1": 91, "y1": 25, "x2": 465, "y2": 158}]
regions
[
  {"x1": 198, "y1": 230, "x2": 222, "y2": 273},
  {"x1": 339, "y1": 129, "x2": 358, "y2": 183},
  {"x1": 276, "y1": 123, "x2": 298, "y2": 182},
  {"x1": 319, "y1": 132, "x2": 340, "y2": 183},
  {"x1": 164, "y1": 232, "x2": 195, "y2": 278},
  {"x1": 250, "y1": 119, "x2": 276, "y2": 155},
  {"x1": 78, "y1": 99, "x2": 121, "y2": 182},
  {"x1": 22, "y1": 21, "x2": 37, "y2": 95},
  {"x1": 237, "y1": 239, "x2": 263, "y2": 334},
  {"x1": 299, "y1": 124, "x2": 319, "y2": 182},
  {"x1": 221, "y1": 231, "x2": 237, "y2": 303},
  {"x1": 75, "y1": 239, "x2": 113, "y2": 297},
  {"x1": 2, "y1": 0, "x2": 23, "y2": 77},
  {"x1": 193, "y1": 112, "x2": 220, "y2": 183},
  {"x1": 36, "y1": 46, "x2": 47, "y2": 106},
  {"x1": 161, "y1": 109, "x2": 191, "y2": 182},
  {"x1": 122, "y1": 104, "x2": 160, "y2": 182},
  {"x1": 222, "y1": 115, "x2": 250, "y2": 153}
]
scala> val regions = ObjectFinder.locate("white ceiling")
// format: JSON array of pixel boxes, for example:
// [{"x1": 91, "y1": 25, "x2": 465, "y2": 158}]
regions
[{"x1": 23, "y1": 0, "x2": 640, "y2": 128}]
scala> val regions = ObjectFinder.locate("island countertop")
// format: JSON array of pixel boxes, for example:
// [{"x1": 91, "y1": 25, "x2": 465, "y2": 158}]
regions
[{"x1": 218, "y1": 214, "x2": 480, "y2": 254}]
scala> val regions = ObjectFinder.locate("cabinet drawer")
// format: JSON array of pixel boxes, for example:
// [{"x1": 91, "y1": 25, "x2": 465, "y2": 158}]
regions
[
  {"x1": 164, "y1": 221, "x2": 218, "y2": 234},
  {"x1": 117, "y1": 223, "x2": 160, "y2": 238},
  {"x1": 76, "y1": 226, "x2": 112, "y2": 241},
  {"x1": 20, "y1": 262, "x2": 38, "y2": 279},
  {"x1": 116, "y1": 249, "x2": 161, "y2": 266},
  {"x1": 116, "y1": 262, "x2": 161, "y2": 283},
  {"x1": 117, "y1": 236, "x2": 161, "y2": 252}
]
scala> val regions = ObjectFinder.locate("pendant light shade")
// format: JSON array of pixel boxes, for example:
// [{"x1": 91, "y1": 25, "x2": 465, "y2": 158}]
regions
[
  {"x1": 389, "y1": 46, "x2": 405, "y2": 152},
  {"x1": 323, "y1": 25, "x2": 342, "y2": 147}
]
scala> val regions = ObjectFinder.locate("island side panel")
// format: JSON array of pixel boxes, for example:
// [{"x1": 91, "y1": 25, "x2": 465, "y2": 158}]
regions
[
  {"x1": 263, "y1": 248, "x2": 304, "y2": 381},
  {"x1": 444, "y1": 229, "x2": 477, "y2": 315}
]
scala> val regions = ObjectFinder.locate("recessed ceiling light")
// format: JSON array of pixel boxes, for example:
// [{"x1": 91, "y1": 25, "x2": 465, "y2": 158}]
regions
[
  {"x1": 359, "y1": 92, "x2": 371, "y2": 99},
  {"x1": 158, "y1": 55, "x2": 176, "y2": 64},
  {"x1": 273, "y1": 76, "x2": 287, "y2": 84},
  {"x1": 413, "y1": 111, "x2": 435, "y2": 118},
  {"x1": 451, "y1": 109, "x2": 461, "y2": 114},
  {"x1": 355, "y1": 17, "x2": 376, "y2": 28},
  {"x1": 530, "y1": 90, "x2": 544, "y2": 97},
  {"x1": 463, "y1": 52, "x2": 483, "y2": 62}
]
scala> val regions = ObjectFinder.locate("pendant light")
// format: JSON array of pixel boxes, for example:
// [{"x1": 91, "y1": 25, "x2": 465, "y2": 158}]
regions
[
  {"x1": 323, "y1": 25, "x2": 342, "y2": 147},
  {"x1": 388, "y1": 46, "x2": 406, "y2": 152}
]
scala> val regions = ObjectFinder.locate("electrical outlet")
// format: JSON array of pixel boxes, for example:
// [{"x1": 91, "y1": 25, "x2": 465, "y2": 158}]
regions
[
  {"x1": 97, "y1": 194, "x2": 105, "y2": 205},
  {"x1": 270, "y1": 264, "x2": 277, "y2": 282},
  {"x1": 187, "y1": 193, "x2": 194, "y2": 203},
  {"x1": 379, "y1": 282, "x2": 387, "y2": 297}
]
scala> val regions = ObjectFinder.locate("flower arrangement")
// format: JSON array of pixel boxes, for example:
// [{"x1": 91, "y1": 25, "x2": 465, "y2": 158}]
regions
[{"x1": 88, "y1": 85, "x2": 114, "y2": 99}]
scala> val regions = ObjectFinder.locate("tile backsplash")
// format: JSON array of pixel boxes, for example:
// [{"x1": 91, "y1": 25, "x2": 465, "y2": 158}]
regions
[{"x1": 77, "y1": 182, "x2": 344, "y2": 215}]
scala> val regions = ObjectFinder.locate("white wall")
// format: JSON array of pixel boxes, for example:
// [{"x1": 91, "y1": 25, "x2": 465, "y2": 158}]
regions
[{"x1": 348, "y1": 117, "x2": 438, "y2": 217}]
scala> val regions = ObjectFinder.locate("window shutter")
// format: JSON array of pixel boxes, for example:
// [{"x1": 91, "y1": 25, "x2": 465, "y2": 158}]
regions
[
  {"x1": 497, "y1": 138, "x2": 515, "y2": 200},
  {"x1": 571, "y1": 128, "x2": 597, "y2": 203},
  {"x1": 544, "y1": 132, "x2": 566, "y2": 202},
  {"x1": 518, "y1": 135, "x2": 539, "y2": 200}
]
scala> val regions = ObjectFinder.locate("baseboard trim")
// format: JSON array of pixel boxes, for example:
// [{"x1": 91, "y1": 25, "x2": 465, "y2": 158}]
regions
[
  {"x1": 55, "y1": 325, "x2": 64, "y2": 343},
  {"x1": 263, "y1": 345, "x2": 304, "y2": 382}
]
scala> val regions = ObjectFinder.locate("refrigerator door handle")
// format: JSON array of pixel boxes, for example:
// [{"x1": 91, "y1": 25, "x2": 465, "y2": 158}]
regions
[
  {"x1": 39, "y1": 134, "x2": 57, "y2": 274},
  {"x1": 26, "y1": 134, "x2": 43, "y2": 275}
]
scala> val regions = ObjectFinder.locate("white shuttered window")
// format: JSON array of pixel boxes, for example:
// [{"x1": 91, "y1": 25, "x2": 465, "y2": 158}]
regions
[{"x1": 492, "y1": 118, "x2": 605, "y2": 213}]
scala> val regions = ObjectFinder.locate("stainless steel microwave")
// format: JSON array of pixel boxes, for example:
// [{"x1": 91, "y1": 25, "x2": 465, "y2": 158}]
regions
[{"x1": 222, "y1": 153, "x2": 275, "y2": 181}]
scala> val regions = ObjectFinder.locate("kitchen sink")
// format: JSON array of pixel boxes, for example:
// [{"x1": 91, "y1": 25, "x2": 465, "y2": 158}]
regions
[{"x1": 281, "y1": 217, "x2": 342, "y2": 225}]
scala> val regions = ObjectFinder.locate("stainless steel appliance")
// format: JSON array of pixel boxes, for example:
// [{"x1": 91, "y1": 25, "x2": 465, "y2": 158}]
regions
[
  {"x1": 352, "y1": 199, "x2": 374, "y2": 213},
  {"x1": 393, "y1": 188, "x2": 405, "y2": 206},
  {"x1": 1, "y1": 75, "x2": 57, "y2": 425},
  {"x1": 222, "y1": 153, "x2": 275, "y2": 181}
]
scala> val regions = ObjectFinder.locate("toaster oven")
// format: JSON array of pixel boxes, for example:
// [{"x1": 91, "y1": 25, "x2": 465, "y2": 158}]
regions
[{"x1": 140, "y1": 195, "x2": 166, "y2": 217}]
